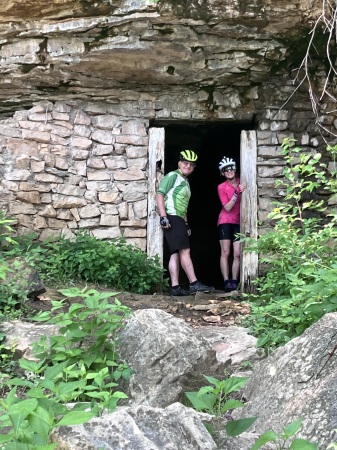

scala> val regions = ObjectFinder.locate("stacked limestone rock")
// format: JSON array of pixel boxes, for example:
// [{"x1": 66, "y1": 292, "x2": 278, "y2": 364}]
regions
[{"x1": 0, "y1": 101, "x2": 149, "y2": 250}]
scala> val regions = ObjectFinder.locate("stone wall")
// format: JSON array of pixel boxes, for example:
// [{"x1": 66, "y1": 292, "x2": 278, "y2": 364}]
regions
[
  {"x1": 0, "y1": 101, "x2": 149, "y2": 250},
  {"x1": 255, "y1": 74, "x2": 337, "y2": 230},
  {"x1": 1, "y1": 71, "x2": 337, "y2": 249}
]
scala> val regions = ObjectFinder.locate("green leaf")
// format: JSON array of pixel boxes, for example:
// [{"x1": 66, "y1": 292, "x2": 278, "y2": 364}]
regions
[
  {"x1": 33, "y1": 311, "x2": 53, "y2": 322},
  {"x1": 27, "y1": 406, "x2": 53, "y2": 443},
  {"x1": 0, "y1": 433, "x2": 14, "y2": 444},
  {"x1": 9, "y1": 398, "x2": 38, "y2": 416},
  {"x1": 57, "y1": 410, "x2": 94, "y2": 427},
  {"x1": 283, "y1": 418, "x2": 303, "y2": 437},
  {"x1": 289, "y1": 438, "x2": 318, "y2": 449},
  {"x1": 56, "y1": 380, "x2": 86, "y2": 396},
  {"x1": 85, "y1": 391, "x2": 108, "y2": 399},
  {"x1": 19, "y1": 358, "x2": 45, "y2": 373},
  {"x1": 44, "y1": 361, "x2": 68, "y2": 381},
  {"x1": 223, "y1": 376, "x2": 248, "y2": 395},
  {"x1": 68, "y1": 303, "x2": 85, "y2": 313},
  {"x1": 225, "y1": 417, "x2": 257, "y2": 437},
  {"x1": 198, "y1": 386, "x2": 215, "y2": 396},
  {"x1": 111, "y1": 391, "x2": 128, "y2": 399},
  {"x1": 204, "y1": 375, "x2": 221, "y2": 387},
  {"x1": 2, "y1": 387, "x2": 17, "y2": 407},
  {"x1": 256, "y1": 335, "x2": 269, "y2": 348},
  {"x1": 250, "y1": 430, "x2": 279, "y2": 450},
  {"x1": 221, "y1": 399, "x2": 244, "y2": 412},
  {"x1": 185, "y1": 391, "x2": 217, "y2": 412}
]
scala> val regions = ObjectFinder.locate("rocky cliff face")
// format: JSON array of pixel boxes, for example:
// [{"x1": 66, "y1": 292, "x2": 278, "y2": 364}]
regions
[
  {"x1": 0, "y1": 0, "x2": 334, "y2": 253},
  {"x1": 0, "y1": 0, "x2": 322, "y2": 118}
]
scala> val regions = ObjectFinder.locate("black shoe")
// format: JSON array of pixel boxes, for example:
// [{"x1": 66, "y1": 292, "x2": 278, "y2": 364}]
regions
[
  {"x1": 230, "y1": 280, "x2": 238, "y2": 291},
  {"x1": 225, "y1": 280, "x2": 238, "y2": 292},
  {"x1": 224, "y1": 279, "x2": 231, "y2": 292},
  {"x1": 189, "y1": 281, "x2": 215, "y2": 294},
  {"x1": 170, "y1": 286, "x2": 189, "y2": 296}
]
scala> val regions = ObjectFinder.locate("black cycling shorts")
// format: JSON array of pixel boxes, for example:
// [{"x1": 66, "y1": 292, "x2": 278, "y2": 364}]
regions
[
  {"x1": 163, "y1": 215, "x2": 190, "y2": 255},
  {"x1": 218, "y1": 223, "x2": 240, "y2": 242}
]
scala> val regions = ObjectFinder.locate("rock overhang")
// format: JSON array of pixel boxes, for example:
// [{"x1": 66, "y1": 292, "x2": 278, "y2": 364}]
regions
[{"x1": 0, "y1": 0, "x2": 322, "y2": 118}]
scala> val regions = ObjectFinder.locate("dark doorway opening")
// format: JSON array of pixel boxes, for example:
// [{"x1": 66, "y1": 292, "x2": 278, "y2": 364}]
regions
[{"x1": 154, "y1": 121, "x2": 254, "y2": 290}]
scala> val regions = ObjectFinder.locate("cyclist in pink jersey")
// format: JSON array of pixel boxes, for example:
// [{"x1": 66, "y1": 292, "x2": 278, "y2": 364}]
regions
[{"x1": 217, "y1": 157, "x2": 245, "y2": 292}]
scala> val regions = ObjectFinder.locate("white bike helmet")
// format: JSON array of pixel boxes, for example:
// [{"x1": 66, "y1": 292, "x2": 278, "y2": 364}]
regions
[{"x1": 219, "y1": 157, "x2": 236, "y2": 171}]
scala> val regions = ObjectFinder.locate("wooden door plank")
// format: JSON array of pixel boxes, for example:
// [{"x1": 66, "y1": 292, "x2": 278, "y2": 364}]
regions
[
  {"x1": 147, "y1": 127, "x2": 165, "y2": 263},
  {"x1": 240, "y1": 130, "x2": 258, "y2": 293}
]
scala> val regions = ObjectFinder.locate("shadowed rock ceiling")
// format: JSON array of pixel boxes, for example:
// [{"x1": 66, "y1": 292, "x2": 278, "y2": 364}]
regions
[{"x1": 0, "y1": 0, "x2": 321, "y2": 117}]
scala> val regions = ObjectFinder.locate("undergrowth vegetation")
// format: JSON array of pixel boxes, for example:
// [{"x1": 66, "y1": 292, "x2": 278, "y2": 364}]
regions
[
  {"x1": 0, "y1": 214, "x2": 152, "y2": 447},
  {"x1": 185, "y1": 374, "x2": 257, "y2": 445},
  {"x1": 0, "y1": 287, "x2": 132, "y2": 448},
  {"x1": 185, "y1": 373, "x2": 317, "y2": 449},
  {"x1": 242, "y1": 139, "x2": 337, "y2": 351},
  {"x1": 2, "y1": 228, "x2": 166, "y2": 296}
]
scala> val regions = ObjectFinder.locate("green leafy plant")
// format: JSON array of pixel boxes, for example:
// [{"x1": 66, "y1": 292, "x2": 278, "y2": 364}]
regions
[
  {"x1": 0, "y1": 210, "x2": 17, "y2": 249},
  {"x1": 241, "y1": 140, "x2": 337, "y2": 350},
  {"x1": 185, "y1": 374, "x2": 257, "y2": 442},
  {"x1": 0, "y1": 257, "x2": 32, "y2": 319},
  {"x1": 0, "y1": 386, "x2": 94, "y2": 449},
  {"x1": 240, "y1": 360, "x2": 253, "y2": 370},
  {"x1": 0, "y1": 211, "x2": 33, "y2": 319},
  {"x1": 4, "y1": 230, "x2": 166, "y2": 294},
  {"x1": 0, "y1": 337, "x2": 17, "y2": 377},
  {"x1": 0, "y1": 288, "x2": 132, "y2": 447},
  {"x1": 29, "y1": 287, "x2": 132, "y2": 409},
  {"x1": 0, "y1": 210, "x2": 16, "y2": 282},
  {"x1": 251, "y1": 418, "x2": 317, "y2": 450}
]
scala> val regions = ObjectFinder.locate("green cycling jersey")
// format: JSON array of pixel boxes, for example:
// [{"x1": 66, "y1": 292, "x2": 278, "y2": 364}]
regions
[{"x1": 157, "y1": 169, "x2": 191, "y2": 218}]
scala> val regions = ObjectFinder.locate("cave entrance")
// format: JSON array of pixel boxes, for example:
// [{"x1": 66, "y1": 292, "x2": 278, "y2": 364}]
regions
[{"x1": 147, "y1": 121, "x2": 256, "y2": 291}]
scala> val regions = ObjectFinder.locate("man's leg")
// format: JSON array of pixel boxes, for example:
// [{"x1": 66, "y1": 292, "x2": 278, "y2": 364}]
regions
[
  {"x1": 179, "y1": 247, "x2": 197, "y2": 284},
  {"x1": 180, "y1": 248, "x2": 214, "y2": 293},
  {"x1": 168, "y1": 252, "x2": 180, "y2": 287}
]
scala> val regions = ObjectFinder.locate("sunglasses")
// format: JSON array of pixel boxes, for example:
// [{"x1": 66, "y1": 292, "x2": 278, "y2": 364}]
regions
[
  {"x1": 222, "y1": 167, "x2": 235, "y2": 173},
  {"x1": 181, "y1": 161, "x2": 196, "y2": 168}
]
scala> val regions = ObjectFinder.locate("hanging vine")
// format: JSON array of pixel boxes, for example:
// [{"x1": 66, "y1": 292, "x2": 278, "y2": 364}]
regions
[{"x1": 290, "y1": 0, "x2": 337, "y2": 137}]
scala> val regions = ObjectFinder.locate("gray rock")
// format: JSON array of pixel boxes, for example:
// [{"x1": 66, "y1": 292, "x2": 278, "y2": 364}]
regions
[
  {"x1": 51, "y1": 403, "x2": 217, "y2": 450},
  {"x1": 2, "y1": 320, "x2": 58, "y2": 360},
  {"x1": 225, "y1": 313, "x2": 337, "y2": 449},
  {"x1": 27, "y1": 268, "x2": 46, "y2": 299},
  {"x1": 196, "y1": 325, "x2": 260, "y2": 369},
  {"x1": 118, "y1": 308, "x2": 219, "y2": 407}
]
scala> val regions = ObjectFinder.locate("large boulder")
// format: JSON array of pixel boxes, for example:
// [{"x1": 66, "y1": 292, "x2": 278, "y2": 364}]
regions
[
  {"x1": 118, "y1": 308, "x2": 220, "y2": 407},
  {"x1": 2, "y1": 320, "x2": 58, "y2": 360},
  {"x1": 4, "y1": 258, "x2": 46, "y2": 301},
  {"x1": 222, "y1": 313, "x2": 337, "y2": 449},
  {"x1": 51, "y1": 402, "x2": 217, "y2": 450}
]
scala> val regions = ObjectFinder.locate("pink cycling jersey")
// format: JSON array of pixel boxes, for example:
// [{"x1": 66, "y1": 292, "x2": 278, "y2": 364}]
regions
[{"x1": 217, "y1": 179, "x2": 241, "y2": 226}]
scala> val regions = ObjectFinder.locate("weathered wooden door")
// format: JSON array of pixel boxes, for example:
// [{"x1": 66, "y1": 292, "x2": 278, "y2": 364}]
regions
[
  {"x1": 240, "y1": 130, "x2": 258, "y2": 293},
  {"x1": 146, "y1": 127, "x2": 165, "y2": 263}
]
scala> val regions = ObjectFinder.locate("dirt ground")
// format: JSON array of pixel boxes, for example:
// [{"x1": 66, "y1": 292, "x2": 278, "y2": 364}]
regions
[{"x1": 27, "y1": 287, "x2": 250, "y2": 329}]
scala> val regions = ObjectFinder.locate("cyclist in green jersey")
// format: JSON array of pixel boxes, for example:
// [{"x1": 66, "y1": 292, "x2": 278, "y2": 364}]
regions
[{"x1": 156, "y1": 150, "x2": 214, "y2": 296}]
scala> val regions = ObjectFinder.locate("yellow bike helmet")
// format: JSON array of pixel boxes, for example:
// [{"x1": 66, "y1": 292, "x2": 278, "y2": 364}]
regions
[{"x1": 180, "y1": 150, "x2": 198, "y2": 163}]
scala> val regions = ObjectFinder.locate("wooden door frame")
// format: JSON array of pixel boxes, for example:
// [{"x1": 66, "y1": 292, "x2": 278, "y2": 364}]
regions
[
  {"x1": 240, "y1": 130, "x2": 258, "y2": 293},
  {"x1": 146, "y1": 127, "x2": 165, "y2": 263},
  {"x1": 146, "y1": 126, "x2": 259, "y2": 291}
]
